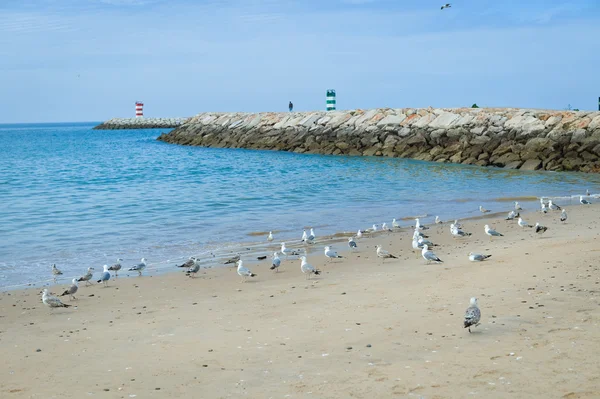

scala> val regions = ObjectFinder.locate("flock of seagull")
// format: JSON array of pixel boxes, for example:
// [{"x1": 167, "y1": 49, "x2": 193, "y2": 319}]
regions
[{"x1": 41, "y1": 193, "x2": 593, "y2": 333}]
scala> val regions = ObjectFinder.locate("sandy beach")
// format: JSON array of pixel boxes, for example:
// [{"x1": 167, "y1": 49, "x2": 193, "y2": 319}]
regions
[{"x1": 1, "y1": 204, "x2": 599, "y2": 398}]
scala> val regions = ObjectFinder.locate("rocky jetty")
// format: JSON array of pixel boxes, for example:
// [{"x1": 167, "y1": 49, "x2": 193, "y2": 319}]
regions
[
  {"x1": 157, "y1": 108, "x2": 600, "y2": 172},
  {"x1": 94, "y1": 117, "x2": 190, "y2": 130}
]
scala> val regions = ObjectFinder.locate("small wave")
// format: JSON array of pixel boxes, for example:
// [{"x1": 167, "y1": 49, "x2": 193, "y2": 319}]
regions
[{"x1": 492, "y1": 196, "x2": 540, "y2": 202}]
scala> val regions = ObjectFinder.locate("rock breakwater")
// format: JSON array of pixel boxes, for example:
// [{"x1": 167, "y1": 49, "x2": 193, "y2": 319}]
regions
[
  {"x1": 94, "y1": 117, "x2": 190, "y2": 130},
  {"x1": 157, "y1": 108, "x2": 600, "y2": 172}
]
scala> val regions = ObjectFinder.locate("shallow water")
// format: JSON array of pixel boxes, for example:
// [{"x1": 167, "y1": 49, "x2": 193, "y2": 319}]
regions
[{"x1": 1, "y1": 122, "x2": 599, "y2": 288}]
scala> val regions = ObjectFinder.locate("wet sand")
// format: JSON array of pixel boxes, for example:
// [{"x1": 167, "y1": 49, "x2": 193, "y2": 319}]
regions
[{"x1": 1, "y1": 204, "x2": 599, "y2": 398}]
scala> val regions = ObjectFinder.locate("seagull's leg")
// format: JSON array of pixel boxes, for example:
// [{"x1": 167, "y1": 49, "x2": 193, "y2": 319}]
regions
[{"x1": 468, "y1": 327, "x2": 471, "y2": 333}]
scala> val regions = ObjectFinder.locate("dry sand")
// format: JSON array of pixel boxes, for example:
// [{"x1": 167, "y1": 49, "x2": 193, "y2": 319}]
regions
[{"x1": 1, "y1": 204, "x2": 599, "y2": 398}]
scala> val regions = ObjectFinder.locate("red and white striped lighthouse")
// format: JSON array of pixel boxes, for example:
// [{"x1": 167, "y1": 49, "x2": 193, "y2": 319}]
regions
[{"x1": 135, "y1": 101, "x2": 144, "y2": 118}]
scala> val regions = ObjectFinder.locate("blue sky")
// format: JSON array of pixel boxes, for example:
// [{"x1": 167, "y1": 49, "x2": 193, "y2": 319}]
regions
[{"x1": 0, "y1": 0, "x2": 599, "y2": 122}]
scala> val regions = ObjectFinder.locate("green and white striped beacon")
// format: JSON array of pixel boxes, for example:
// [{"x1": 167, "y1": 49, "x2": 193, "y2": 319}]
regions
[{"x1": 326, "y1": 89, "x2": 336, "y2": 111}]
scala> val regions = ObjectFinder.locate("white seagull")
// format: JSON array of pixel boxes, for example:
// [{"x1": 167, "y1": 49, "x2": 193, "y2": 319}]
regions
[
  {"x1": 479, "y1": 205, "x2": 491, "y2": 213},
  {"x1": 517, "y1": 217, "x2": 531, "y2": 228},
  {"x1": 300, "y1": 256, "x2": 320, "y2": 280},
  {"x1": 186, "y1": 260, "x2": 201, "y2": 277},
  {"x1": 469, "y1": 252, "x2": 492, "y2": 262},
  {"x1": 422, "y1": 244, "x2": 443, "y2": 264},
  {"x1": 580, "y1": 195, "x2": 591, "y2": 205},
  {"x1": 548, "y1": 200, "x2": 561, "y2": 211},
  {"x1": 484, "y1": 224, "x2": 504, "y2": 240},
  {"x1": 376, "y1": 245, "x2": 397, "y2": 261},
  {"x1": 506, "y1": 210, "x2": 519, "y2": 220},
  {"x1": 267, "y1": 231, "x2": 274, "y2": 242},
  {"x1": 177, "y1": 256, "x2": 197, "y2": 268},
  {"x1": 128, "y1": 258, "x2": 147, "y2": 276},
  {"x1": 451, "y1": 224, "x2": 471, "y2": 238},
  {"x1": 236, "y1": 260, "x2": 256, "y2": 282},
  {"x1": 324, "y1": 246, "x2": 343, "y2": 261},
  {"x1": 464, "y1": 297, "x2": 481, "y2": 333},
  {"x1": 97, "y1": 265, "x2": 111, "y2": 287},
  {"x1": 514, "y1": 201, "x2": 522, "y2": 210},
  {"x1": 51, "y1": 264, "x2": 63, "y2": 282},
  {"x1": 280, "y1": 242, "x2": 298, "y2": 259},
  {"x1": 348, "y1": 237, "x2": 357, "y2": 250},
  {"x1": 415, "y1": 218, "x2": 429, "y2": 230},
  {"x1": 77, "y1": 267, "x2": 94, "y2": 286},
  {"x1": 441, "y1": 3, "x2": 451, "y2": 10},
  {"x1": 392, "y1": 218, "x2": 401, "y2": 229},
  {"x1": 560, "y1": 208, "x2": 567, "y2": 223},
  {"x1": 270, "y1": 252, "x2": 281, "y2": 272},
  {"x1": 301, "y1": 229, "x2": 308, "y2": 242},
  {"x1": 60, "y1": 278, "x2": 79, "y2": 300},
  {"x1": 307, "y1": 228, "x2": 316, "y2": 243},
  {"x1": 108, "y1": 258, "x2": 123, "y2": 276},
  {"x1": 356, "y1": 229, "x2": 363, "y2": 239},
  {"x1": 42, "y1": 289, "x2": 71, "y2": 309}
]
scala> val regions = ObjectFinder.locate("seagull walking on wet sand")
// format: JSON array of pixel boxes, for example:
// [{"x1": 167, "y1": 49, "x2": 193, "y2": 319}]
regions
[
  {"x1": 479, "y1": 205, "x2": 491, "y2": 213},
  {"x1": 422, "y1": 244, "x2": 443, "y2": 264},
  {"x1": 376, "y1": 245, "x2": 397, "y2": 261},
  {"x1": 548, "y1": 200, "x2": 561, "y2": 211},
  {"x1": 223, "y1": 254, "x2": 241, "y2": 265},
  {"x1": 60, "y1": 278, "x2": 79, "y2": 300},
  {"x1": 518, "y1": 217, "x2": 532, "y2": 228},
  {"x1": 534, "y1": 222, "x2": 548, "y2": 235},
  {"x1": 464, "y1": 297, "x2": 481, "y2": 333},
  {"x1": 186, "y1": 260, "x2": 201, "y2": 277},
  {"x1": 237, "y1": 260, "x2": 256, "y2": 282},
  {"x1": 580, "y1": 195, "x2": 591, "y2": 205},
  {"x1": 128, "y1": 258, "x2": 147, "y2": 276},
  {"x1": 270, "y1": 252, "x2": 281, "y2": 272},
  {"x1": 469, "y1": 252, "x2": 492, "y2": 262},
  {"x1": 177, "y1": 256, "x2": 198, "y2": 268},
  {"x1": 51, "y1": 264, "x2": 63, "y2": 282},
  {"x1": 77, "y1": 267, "x2": 94, "y2": 286},
  {"x1": 348, "y1": 237, "x2": 358, "y2": 250},
  {"x1": 280, "y1": 242, "x2": 299, "y2": 259},
  {"x1": 514, "y1": 201, "x2": 523, "y2": 210},
  {"x1": 506, "y1": 210, "x2": 519, "y2": 220},
  {"x1": 267, "y1": 231, "x2": 274, "y2": 242},
  {"x1": 300, "y1": 256, "x2": 320, "y2": 280},
  {"x1": 42, "y1": 289, "x2": 71, "y2": 309},
  {"x1": 301, "y1": 229, "x2": 308, "y2": 242},
  {"x1": 324, "y1": 246, "x2": 343, "y2": 261},
  {"x1": 392, "y1": 218, "x2": 401, "y2": 229},
  {"x1": 307, "y1": 228, "x2": 316, "y2": 243},
  {"x1": 381, "y1": 222, "x2": 392, "y2": 232},
  {"x1": 484, "y1": 224, "x2": 504, "y2": 241},
  {"x1": 108, "y1": 258, "x2": 122, "y2": 276},
  {"x1": 97, "y1": 265, "x2": 111, "y2": 287},
  {"x1": 356, "y1": 229, "x2": 363, "y2": 239},
  {"x1": 560, "y1": 209, "x2": 568, "y2": 223}
]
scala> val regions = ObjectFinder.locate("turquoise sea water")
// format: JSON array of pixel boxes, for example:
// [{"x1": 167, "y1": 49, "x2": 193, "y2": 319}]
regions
[{"x1": 1, "y1": 122, "x2": 599, "y2": 288}]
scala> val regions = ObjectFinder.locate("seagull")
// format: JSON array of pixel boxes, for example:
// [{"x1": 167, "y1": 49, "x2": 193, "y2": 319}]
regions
[
  {"x1": 435, "y1": 216, "x2": 442, "y2": 225},
  {"x1": 223, "y1": 254, "x2": 241, "y2": 265},
  {"x1": 560, "y1": 208, "x2": 567, "y2": 223},
  {"x1": 534, "y1": 222, "x2": 548, "y2": 235},
  {"x1": 236, "y1": 260, "x2": 256, "y2": 282},
  {"x1": 300, "y1": 256, "x2": 320, "y2": 280},
  {"x1": 414, "y1": 231, "x2": 436, "y2": 247},
  {"x1": 51, "y1": 264, "x2": 63, "y2": 282},
  {"x1": 177, "y1": 256, "x2": 197, "y2": 268},
  {"x1": 586, "y1": 189, "x2": 590, "y2": 196},
  {"x1": 415, "y1": 218, "x2": 429, "y2": 230},
  {"x1": 60, "y1": 278, "x2": 79, "y2": 300},
  {"x1": 376, "y1": 245, "x2": 397, "y2": 261},
  {"x1": 441, "y1": 3, "x2": 451, "y2": 10},
  {"x1": 348, "y1": 237, "x2": 357, "y2": 250},
  {"x1": 301, "y1": 229, "x2": 308, "y2": 242},
  {"x1": 42, "y1": 289, "x2": 71, "y2": 309},
  {"x1": 505, "y1": 210, "x2": 519, "y2": 220},
  {"x1": 267, "y1": 231, "x2": 274, "y2": 242},
  {"x1": 479, "y1": 205, "x2": 491, "y2": 213},
  {"x1": 392, "y1": 218, "x2": 401, "y2": 229},
  {"x1": 371, "y1": 224, "x2": 378, "y2": 232},
  {"x1": 517, "y1": 217, "x2": 531, "y2": 228},
  {"x1": 307, "y1": 228, "x2": 316, "y2": 243},
  {"x1": 108, "y1": 258, "x2": 123, "y2": 276},
  {"x1": 422, "y1": 244, "x2": 443, "y2": 264},
  {"x1": 580, "y1": 195, "x2": 591, "y2": 205},
  {"x1": 77, "y1": 267, "x2": 94, "y2": 286},
  {"x1": 548, "y1": 200, "x2": 561, "y2": 211},
  {"x1": 541, "y1": 202, "x2": 548, "y2": 214},
  {"x1": 514, "y1": 201, "x2": 523, "y2": 210},
  {"x1": 128, "y1": 258, "x2": 147, "y2": 276},
  {"x1": 324, "y1": 246, "x2": 343, "y2": 261},
  {"x1": 381, "y1": 222, "x2": 392, "y2": 232},
  {"x1": 186, "y1": 260, "x2": 201, "y2": 277},
  {"x1": 270, "y1": 252, "x2": 281, "y2": 272},
  {"x1": 469, "y1": 252, "x2": 492, "y2": 262},
  {"x1": 463, "y1": 297, "x2": 481, "y2": 333},
  {"x1": 454, "y1": 219, "x2": 463, "y2": 229},
  {"x1": 280, "y1": 242, "x2": 299, "y2": 259},
  {"x1": 414, "y1": 228, "x2": 429, "y2": 239},
  {"x1": 450, "y1": 224, "x2": 471, "y2": 238},
  {"x1": 97, "y1": 265, "x2": 111, "y2": 287},
  {"x1": 356, "y1": 229, "x2": 363, "y2": 239},
  {"x1": 484, "y1": 224, "x2": 504, "y2": 240},
  {"x1": 412, "y1": 238, "x2": 423, "y2": 256}
]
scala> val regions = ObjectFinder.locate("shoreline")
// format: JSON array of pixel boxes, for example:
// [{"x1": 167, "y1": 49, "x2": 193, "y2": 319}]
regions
[{"x1": 1, "y1": 202, "x2": 599, "y2": 397}]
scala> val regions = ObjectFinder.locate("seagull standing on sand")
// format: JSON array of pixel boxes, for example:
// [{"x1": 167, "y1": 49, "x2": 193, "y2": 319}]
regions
[
  {"x1": 506, "y1": 210, "x2": 519, "y2": 220},
  {"x1": 454, "y1": 219, "x2": 463, "y2": 229},
  {"x1": 186, "y1": 260, "x2": 201, "y2": 277},
  {"x1": 441, "y1": 3, "x2": 451, "y2": 10},
  {"x1": 324, "y1": 246, "x2": 343, "y2": 261},
  {"x1": 479, "y1": 205, "x2": 491, "y2": 214},
  {"x1": 97, "y1": 265, "x2": 111, "y2": 287},
  {"x1": 177, "y1": 256, "x2": 197, "y2": 268},
  {"x1": 451, "y1": 224, "x2": 471, "y2": 238},
  {"x1": 376, "y1": 245, "x2": 397, "y2": 261},
  {"x1": 580, "y1": 195, "x2": 591, "y2": 205},
  {"x1": 348, "y1": 237, "x2": 357, "y2": 250},
  {"x1": 392, "y1": 218, "x2": 401, "y2": 229},
  {"x1": 515, "y1": 201, "x2": 523, "y2": 210},
  {"x1": 307, "y1": 228, "x2": 316, "y2": 243},
  {"x1": 280, "y1": 242, "x2": 298, "y2": 259},
  {"x1": 267, "y1": 231, "x2": 274, "y2": 242},
  {"x1": 560, "y1": 209, "x2": 568, "y2": 223},
  {"x1": 415, "y1": 218, "x2": 429, "y2": 230},
  {"x1": 42, "y1": 289, "x2": 71, "y2": 309},
  {"x1": 422, "y1": 244, "x2": 443, "y2": 264},
  {"x1": 381, "y1": 222, "x2": 391, "y2": 232},
  {"x1": 128, "y1": 258, "x2": 147, "y2": 276},
  {"x1": 548, "y1": 200, "x2": 561, "y2": 211},
  {"x1": 371, "y1": 224, "x2": 378, "y2": 232},
  {"x1": 108, "y1": 258, "x2": 122, "y2": 276},
  {"x1": 300, "y1": 256, "x2": 320, "y2": 280},
  {"x1": 236, "y1": 260, "x2": 256, "y2": 282},
  {"x1": 301, "y1": 229, "x2": 308, "y2": 242},
  {"x1": 223, "y1": 254, "x2": 241, "y2": 265},
  {"x1": 51, "y1": 264, "x2": 63, "y2": 282},
  {"x1": 534, "y1": 222, "x2": 548, "y2": 235},
  {"x1": 356, "y1": 229, "x2": 363, "y2": 239},
  {"x1": 484, "y1": 224, "x2": 504, "y2": 240},
  {"x1": 77, "y1": 267, "x2": 94, "y2": 286},
  {"x1": 270, "y1": 252, "x2": 281, "y2": 272},
  {"x1": 541, "y1": 202, "x2": 548, "y2": 214},
  {"x1": 435, "y1": 216, "x2": 442, "y2": 225},
  {"x1": 518, "y1": 217, "x2": 531, "y2": 228},
  {"x1": 464, "y1": 297, "x2": 481, "y2": 333},
  {"x1": 469, "y1": 252, "x2": 492, "y2": 262},
  {"x1": 60, "y1": 278, "x2": 79, "y2": 300}
]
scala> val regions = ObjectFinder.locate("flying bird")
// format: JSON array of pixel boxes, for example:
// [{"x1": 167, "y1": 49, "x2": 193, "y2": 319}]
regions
[
  {"x1": 108, "y1": 258, "x2": 123, "y2": 276},
  {"x1": 236, "y1": 260, "x2": 256, "y2": 282},
  {"x1": 463, "y1": 297, "x2": 481, "y2": 333},
  {"x1": 469, "y1": 252, "x2": 492, "y2": 262},
  {"x1": 77, "y1": 267, "x2": 94, "y2": 286},
  {"x1": 270, "y1": 252, "x2": 281, "y2": 272},
  {"x1": 60, "y1": 278, "x2": 79, "y2": 300},
  {"x1": 42, "y1": 289, "x2": 71, "y2": 309},
  {"x1": 128, "y1": 258, "x2": 147, "y2": 276},
  {"x1": 441, "y1": 3, "x2": 451, "y2": 10},
  {"x1": 97, "y1": 265, "x2": 111, "y2": 287},
  {"x1": 300, "y1": 256, "x2": 320, "y2": 279}
]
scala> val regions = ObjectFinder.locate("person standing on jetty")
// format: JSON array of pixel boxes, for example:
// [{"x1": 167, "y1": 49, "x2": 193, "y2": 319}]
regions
[{"x1": 289, "y1": 101, "x2": 293, "y2": 112}]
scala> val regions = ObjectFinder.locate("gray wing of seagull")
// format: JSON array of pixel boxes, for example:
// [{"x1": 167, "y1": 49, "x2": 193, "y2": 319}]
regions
[
  {"x1": 464, "y1": 306, "x2": 480, "y2": 328},
  {"x1": 488, "y1": 228, "x2": 503, "y2": 236},
  {"x1": 469, "y1": 253, "x2": 491, "y2": 262},
  {"x1": 424, "y1": 250, "x2": 443, "y2": 262}
]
